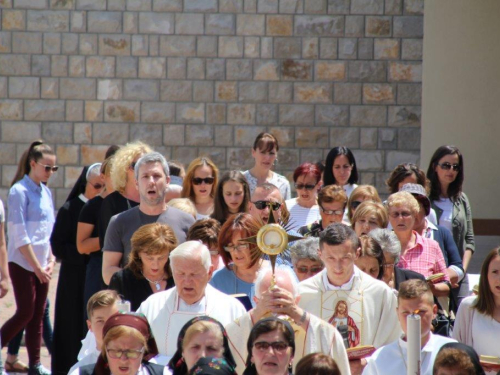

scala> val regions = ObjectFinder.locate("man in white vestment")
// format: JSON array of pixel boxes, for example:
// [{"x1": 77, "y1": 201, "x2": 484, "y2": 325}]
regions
[
  {"x1": 298, "y1": 223, "x2": 401, "y2": 375},
  {"x1": 137, "y1": 241, "x2": 246, "y2": 364},
  {"x1": 225, "y1": 266, "x2": 351, "y2": 375}
]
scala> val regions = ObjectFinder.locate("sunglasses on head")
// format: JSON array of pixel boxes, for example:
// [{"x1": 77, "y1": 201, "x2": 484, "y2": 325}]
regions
[
  {"x1": 36, "y1": 162, "x2": 58, "y2": 172},
  {"x1": 350, "y1": 200, "x2": 363, "y2": 209},
  {"x1": 294, "y1": 183, "x2": 316, "y2": 190},
  {"x1": 192, "y1": 177, "x2": 215, "y2": 185},
  {"x1": 438, "y1": 162, "x2": 460, "y2": 172},
  {"x1": 252, "y1": 200, "x2": 281, "y2": 211}
]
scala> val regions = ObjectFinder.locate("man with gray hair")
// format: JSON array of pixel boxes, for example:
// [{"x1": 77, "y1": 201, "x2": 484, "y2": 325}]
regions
[
  {"x1": 137, "y1": 241, "x2": 246, "y2": 362},
  {"x1": 225, "y1": 266, "x2": 350, "y2": 374},
  {"x1": 102, "y1": 152, "x2": 195, "y2": 284}
]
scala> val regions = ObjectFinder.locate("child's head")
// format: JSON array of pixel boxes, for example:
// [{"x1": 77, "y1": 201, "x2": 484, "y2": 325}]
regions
[
  {"x1": 397, "y1": 280, "x2": 436, "y2": 339},
  {"x1": 86, "y1": 290, "x2": 120, "y2": 350},
  {"x1": 433, "y1": 346, "x2": 479, "y2": 375}
]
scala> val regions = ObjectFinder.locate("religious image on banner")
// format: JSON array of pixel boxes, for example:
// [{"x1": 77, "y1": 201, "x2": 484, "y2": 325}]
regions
[{"x1": 328, "y1": 300, "x2": 360, "y2": 348}]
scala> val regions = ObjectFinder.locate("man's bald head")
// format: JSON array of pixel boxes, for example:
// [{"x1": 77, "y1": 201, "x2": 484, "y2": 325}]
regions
[{"x1": 254, "y1": 266, "x2": 299, "y2": 299}]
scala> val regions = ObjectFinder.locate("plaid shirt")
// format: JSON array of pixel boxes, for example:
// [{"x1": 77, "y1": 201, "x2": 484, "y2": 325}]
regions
[{"x1": 397, "y1": 231, "x2": 450, "y2": 282}]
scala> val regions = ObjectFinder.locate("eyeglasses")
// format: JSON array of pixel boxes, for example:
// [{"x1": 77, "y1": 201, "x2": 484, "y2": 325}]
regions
[
  {"x1": 296, "y1": 266, "x2": 323, "y2": 274},
  {"x1": 223, "y1": 243, "x2": 249, "y2": 253},
  {"x1": 252, "y1": 200, "x2": 281, "y2": 211},
  {"x1": 294, "y1": 183, "x2": 316, "y2": 191},
  {"x1": 192, "y1": 177, "x2": 215, "y2": 185},
  {"x1": 438, "y1": 162, "x2": 460, "y2": 172},
  {"x1": 253, "y1": 341, "x2": 289, "y2": 353},
  {"x1": 88, "y1": 182, "x2": 104, "y2": 190},
  {"x1": 350, "y1": 201, "x2": 363, "y2": 210},
  {"x1": 106, "y1": 348, "x2": 144, "y2": 359},
  {"x1": 389, "y1": 211, "x2": 412, "y2": 219},
  {"x1": 320, "y1": 206, "x2": 344, "y2": 216},
  {"x1": 36, "y1": 162, "x2": 59, "y2": 172}
]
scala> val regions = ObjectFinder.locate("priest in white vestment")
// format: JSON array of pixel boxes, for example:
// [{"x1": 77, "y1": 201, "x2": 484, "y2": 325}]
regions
[
  {"x1": 137, "y1": 241, "x2": 246, "y2": 364},
  {"x1": 225, "y1": 266, "x2": 351, "y2": 375},
  {"x1": 298, "y1": 223, "x2": 401, "y2": 375}
]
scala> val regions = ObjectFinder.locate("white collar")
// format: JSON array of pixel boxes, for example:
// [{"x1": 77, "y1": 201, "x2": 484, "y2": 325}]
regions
[
  {"x1": 79, "y1": 193, "x2": 89, "y2": 203},
  {"x1": 398, "y1": 332, "x2": 436, "y2": 353},
  {"x1": 426, "y1": 219, "x2": 438, "y2": 230},
  {"x1": 178, "y1": 296, "x2": 207, "y2": 313},
  {"x1": 322, "y1": 267, "x2": 360, "y2": 291}
]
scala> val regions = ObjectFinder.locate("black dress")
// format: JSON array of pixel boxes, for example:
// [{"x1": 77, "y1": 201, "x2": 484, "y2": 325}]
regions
[
  {"x1": 109, "y1": 268, "x2": 175, "y2": 311},
  {"x1": 50, "y1": 196, "x2": 88, "y2": 375}
]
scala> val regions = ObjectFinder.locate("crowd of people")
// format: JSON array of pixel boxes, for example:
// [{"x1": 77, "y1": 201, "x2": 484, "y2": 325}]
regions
[{"x1": 0, "y1": 132, "x2": 498, "y2": 375}]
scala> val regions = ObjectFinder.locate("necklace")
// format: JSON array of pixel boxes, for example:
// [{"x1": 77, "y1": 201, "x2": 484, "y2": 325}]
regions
[{"x1": 142, "y1": 272, "x2": 165, "y2": 291}]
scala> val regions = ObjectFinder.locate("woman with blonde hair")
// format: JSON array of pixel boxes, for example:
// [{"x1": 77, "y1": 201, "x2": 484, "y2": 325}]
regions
[
  {"x1": 182, "y1": 157, "x2": 219, "y2": 219},
  {"x1": 346, "y1": 185, "x2": 381, "y2": 223},
  {"x1": 351, "y1": 201, "x2": 388, "y2": 237},
  {"x1": 109, "y1": 223, "x2": 177, "y2": 311}
]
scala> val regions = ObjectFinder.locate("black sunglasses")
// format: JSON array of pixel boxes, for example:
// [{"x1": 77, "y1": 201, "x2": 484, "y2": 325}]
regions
[
  {"x1": 89, "y1": 182, "x2": 104, "y2": 190},
  {"x1": 252, "y1": 200, "x2": 281, "y2": 211},
  {"x1": 36, "y1": 162, "x2": 59, "y2": 172},
  {"x1": 294, "y1": 183, "x2": 316, "y2": 190},
  {"x1": 350, "y1": 200, "x2": 363, "y2": 209},
  {"x1": 437, "y1": 162, "x2": 460, "y2": 172},
  {"x1": 192, "y1": 177, "x2": 215, "y2": 185},
  {"x1": 129, "y1": 162, "x2": 136, "y2": 170}
]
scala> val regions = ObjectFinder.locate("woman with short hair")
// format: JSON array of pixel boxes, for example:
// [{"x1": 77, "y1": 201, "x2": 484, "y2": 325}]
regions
[
  {"x1": 346, "y1": 185, "x2": 382, "y2": 223},
  {"x1": 289, "y1": 237, "x2": 324, "y2": 282},
  {"x1": 351, "y1": 201, "x2": 388, "y2": 238}
]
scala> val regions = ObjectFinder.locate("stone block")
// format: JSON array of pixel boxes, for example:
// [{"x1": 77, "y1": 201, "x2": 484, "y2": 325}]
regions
[
  {"x1": 42, "y1": 122, "x2": 73, "y2": 143},
  {"x1": 131, "y1": 35, "x2": 148, "y2": 56},
  {"x1": 0, "y1": 143, "x2": 18, "y2": 164},
  {"x1": 213, "y1": 125, "x2": 232, "y2": 146},
  {"x1": 130, "y1": 124, "x2": 163, "y2": 146},
  {"x1": 227, "y1": 148, "x2": 253, "y2": 170},
  {"x1": 374, "y1": 38, "x2": 400, "y2": 59},
  {"x1": 183, "y1": 0, "x2": 217, "y2": 12},
  {"x1": 207, "y1": 103, "x2": 226, "y2": 124},
  {"x1": 51, "y1": 55, "x2": 68, "y2": 76},
  {"x1": 385, "y1": 150, "x2": 419, "y2": 170},
  {"x1": 123, "y1": 80, "x2": 159, "y2": 101},
  {"x1": 9, "y1": 77, "x2": 40, "y2": 99},
  {"x1": 139, "y1": 57, "x2": 166, "y2": 78},
  {"x1": 12, "y1": 32, "x2": 42, "y2": 54},
  {"x1": 187, "y1": 58, "x2": 205, "y2": 80},
  {"x1": 358, "y1": 38, "x2": 374, "y2": 59},
  {"x1": 261, "y1": 37, "x2": 273, "y2": 58},
  {"x1": 193, "y1": 81, "x2": 213, "y2": 102},
  {"x1": 60, "y1": 78, "x2": 95, "y2": 99},
  {"x1": 127, "y1": 0, "x2": 151, "y2": 10},
  {"x1": 0, "y1": 55, "x2": 30, "y2": 76},
  {"x1": 398, "y1": 127, "x2": 419, "y2": 150},
  {"x1": 234, "y1": 126, "x2": 265, "y2": 146},
  {"x1": 334, "y1": 83, "x2": 361, "y2": 104},
  {"x1": 76, "y1": 0, "x2": 106, "y2": 9},
  {"x1": 319, "y1": 38, "x2": 337, "y2": 59},
  {"x1": 41, "y1": 78, "x2": 59, "y2": 98},
  {"x1": 206, "y1": 14, "x2": 234, "y2": 35},
  {"x1": 351, "y1": 0, "x2": 383, "y2": 14},
  {"x1": 269, "y1": 82, "x2": 292, "y2": 103},
  {"x1": 80, "y1": 34, "x2": 97, "y2": 55},
  {"x1": 350, "y1": 105, "x2": 387, "y2": 127},
  {"x1": 74, "y1": 122, "x2": 92, "y2": 144},
  {"x1": 227, "y1": 104, "x2": 255, "y2": 125},
  {"x1": 277, "y1": 149, "x2": 299, "y2": 170},
  {"x1": 104, "y1": 101, "x2": 140, "y2": 122},
  {"x1": 85, "y1": 101, "x2": 103, "y2": 121},
  {"x1": 302, "y1": 37, "x2": 318, "y2": 59},
  {"x1": 1, "y1": 122, "x2": 40, "y2": 142},
  {"x1": 389, "y1": 62, "x2": 422, "y2": 82},
  {"x1": 294, "y1": 15, "x2": 343, "y2": 36},
  {"x1": 268, "y1": 126, "x2": 294, "y2": 147},
  {"x1": 206, "y1": 59, "x2": 225, "y2": 80},
  {"x1": 176, "y1": 103, "x2": 205, "y2": 124},
  {"x1": 256, "y1": 104, "x2": 277, "y2": 124},
  {"x1": 282, "y1": 60, "x2": 312, "y2": 81},
  {"x1": 167, "y1": 57, "x2": 186, "y2": 79},
  {"x1": 116, "y1": 56, "x2": 138, "y2": 77},
  {"x1": 254, "y1": 60, "x2": 280, "y2": 81},
  {"x1": 404, "y1": 0, "x2": 423, "y2": 15},
  {"x1": 388, "y1": 105, "x2": 420, "y2": 127},
  {"x1": 300, "y1": 149, "x2": 323, "y2": 164},
  {"x1": 304, "y1": 0, "x2": 326, "y2": 13},
  {"x1": 330, "y1": 127, "x2": 359, "y2": 148},
  {"x1": 349, "y1": 61, "x2": 386, "y2": 82},
  {"x1": 160, "y1": 36, "x2": 196, "y2": 56},
  {"x1": 393, "y1": 16, "x2": 423, "y2": 37},
  {"x1": 220, "y1": 0, "x2": 243, "y2": 12},
  {"x1": 243, "y1": 0, "x2": 256, "y2": 12},
  {"x1": 24, "y1": 100, "x2": 65, "y2": 121},
  {"x1": 71, "y1": 11, "x2": 86, "y2": 32},
  {"x1": 378, "y1": 128, "x2": 397, "y2": 149},
  {"x1": 153, "y1": 0, "x2": 182, "y2": 11},
  {"x1": 149, "y1": 35, "x2": 159, "y2": 56},
  {"x1": 175, "y1": 13, "x2": 203, "y2": 35},
  {"x1": 0, "y1": 78, "x2": 6, "y2": 98},
  {"x1": 257, "y1": 0, "x2": 278, "y2": 13},
  {"x1": 108, "y1": 0, "x2": 126, "y2": 10},
  {"x1": 274, "y1": 37, "x2": 301, "y2": 59},
  {"x1": 315, "y1": 105, "x2": 348, "y2": 126},
  {"x1": 66, "y1": 100, "x2": 84, "y2": 121},
  {"x1": 244, "y1": 37, "x2": 260, "y2": 58},
  {"x1": 266, "y1": 15, "x2": 293, "y2": 36},
  {"x1": 138, "y1": 12, "x2": 173, "y2": 34},
  {"x1": 161, "y1": 80, "x2": 192, "y2": 102},
  {"x1": 219, "y1": 36, "x2": 244, "y2": 58},
  {"x1": 401, "y1": 38, "x2": 422, "y2": 60},
  {"x1": 280, "y1": 0, "x2": 304, "y2": 14},
  {"x1": 93, "y1": 123, "x2": 129, "y2": 144},
  {"x1": 356, "y1": 150, "x2": 383, "y2": 170},
  {"x1": 339, "y1": 38, "x2": 357, "y2": 59},
  {"x1": 397, "y1": 83, "x2": 421, "y2": 105},
  {"x1": 81, "y1": 145, "x2": 112, "y2": 165},
  {"x1": 315, "y1": 61, "x2": 346, "y2": 81},
  {"x1": 239, "y1": 82, "x2": 267, "y2": 103},
  {"x1": 295, "y1": 83, "x2": 332, "y2": 103},
  {"x1": 0, "y1": 100, "x2": 22, "y2": 120},
  {"x1": 327, "y1": 0, "x2": 349, "y2": 14},
  {"x1": 99, "y1": 35, "x2": 131, "y2": 56},
  {"x1": 366, "y1": 16, "x2": 391, "y2": 37},
  {"x1": 141, "y1": 102, "x2": 175, "y2": 123},
  {"x1": 363, "y1": 83, "x2": 396, "y2": 104},
  {"x1": 197, "y1": 36, "x2": 218, "y2": 57},
  {"x1": 360, "y1": 128, "x2": 378, "y2": 149},
  {"x1": 2, "y1": 9, "x2": 25, "y2": 30},
  {"x1": 27, "y1": 10, "x2": 69, "y2": 32},
  {"x1": 87, "y1": 11, "x2": 121, "y2": 33},
  {"x1": 123, "y1": 12, "x2": 138, "y2": 34},
  {"x1": 216, "y1": 81, "x2": 238, "y2": 102},
  {"x1": 296, "y1": 127, "x2": 328, "y2": 147},
  {"x1": 345, "y1": 16, "x2": 364, "y2": 37},
  {"x1": 43, "y1": 33, "x2": 60, "y2": 54},
  {"x1": 186, "y1": 125, "x2": 213, "y2": 146},
  {"x1": 171, "y1": 147, "x2": 198, "y2": 166},
  {"x1": 227, "y1": 59, "x2": 253, "y2": 80},
  {"x1": 279, "y1": 104, "x2": 313, "y2": 125},
  {"x1": 0, "y1": 32, "x2": 11, "y2": 53},
  {"x1": 86, "y1": 56, "x2": 115, "y2": 78},
  {"x1": 62, "y1": 34, "x2": 79, "y2": 55},
  {"x1": 386, "y1": 0, "x2": 402, "y2": 14},
  {"x1": 14, "y1": 0, "x2": 47, "y2": 8},
  {"x1": 199, "y1": 147, "x2": 226, "y2": 168}
]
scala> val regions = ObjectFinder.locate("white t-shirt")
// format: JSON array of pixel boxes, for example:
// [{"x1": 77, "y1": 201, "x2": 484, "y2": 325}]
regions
[
  {"x1": 285, "y1": 198, "x2": 320, "y2": 231},
  {"x1": 242, "y1": 170, "x2": 291, "y2": 200},
  {"x1": 434, "y1": 197, "x2": 453, "y2": 232}
]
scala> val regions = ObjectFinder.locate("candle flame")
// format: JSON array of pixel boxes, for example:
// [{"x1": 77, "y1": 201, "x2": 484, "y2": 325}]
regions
[{"x1": 413, "y1": 309, "x2": 420, "y2": 314}]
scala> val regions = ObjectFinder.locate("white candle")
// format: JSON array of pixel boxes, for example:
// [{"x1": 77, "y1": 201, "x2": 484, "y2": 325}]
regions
[
  {"x1": 407, "y1": 312, "x2": 421, "y2": 375},
  {"x1": 117, "y1": 300, "x2": 131, "y2": 313}
]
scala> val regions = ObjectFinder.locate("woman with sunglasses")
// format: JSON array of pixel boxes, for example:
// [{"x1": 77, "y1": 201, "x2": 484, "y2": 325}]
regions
[
  {"x1": 285, "y1": 163, "x2": 321, "y2": 231},
  {"x1": 182, "y1": 157, "x2": 219, "y2": 220},
  {"x1": 243, "y1": 132, "x2": 291, "y2": 200},
  {"x1": 210, "y1": 213, "x2": 268, "y2": 307},
  {"x1": 290, "y1": 237, "x2": 324, "y2": 282},
  {"x1": 1, "y1": 141, "x2": 57, "y2": 375},
  {"x1": 427, "y1": 145, "x2": 475, "y2": 307},
  {"x1": 211, "y1": 171, "x2": 251, "y2": 226},
  {"x1": 323, "y1": 146, "x2": 359, "y2": 197}
]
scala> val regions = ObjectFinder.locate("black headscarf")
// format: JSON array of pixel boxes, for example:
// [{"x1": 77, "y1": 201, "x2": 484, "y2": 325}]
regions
[
  {"x1": 65, "y1": 166, "x2": 89, "y2": 202},
  {"x1": 188, "y1": 357, "x2": 237, "y2": 375},
  {"x1": 168, "y1": 316, "x2": 236, "y2": 375},
  {"x1": 436, "y1": 342, "x2": 485, "y2": 375}
]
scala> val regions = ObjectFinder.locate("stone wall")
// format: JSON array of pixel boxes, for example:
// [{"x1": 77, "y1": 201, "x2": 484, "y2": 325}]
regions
[{"x1": 0, "y1": 0, "x2": 423, "y2": 208}]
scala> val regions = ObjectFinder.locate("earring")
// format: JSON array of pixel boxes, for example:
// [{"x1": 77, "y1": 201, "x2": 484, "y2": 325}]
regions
[{"x1": 288, "y1": 363, "x2": 293, "y2": 373}]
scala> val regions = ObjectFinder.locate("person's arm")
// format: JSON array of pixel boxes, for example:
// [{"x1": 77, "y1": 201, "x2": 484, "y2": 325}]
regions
[
  {"x1": 19, "y1": 243, "x2": 52, "y2": 283},
  {"x1": 101, "y1": 214, "x2": 125, "y2": 285},
  {"x1": 430, "y1": 241, "x2": 451, "y2": 297},
  {"x1": 462, "y1": 193, "x2": 475, "y2": 272},
  {"x1": 0, "y1": 222, "x2": 10, "y2": 298},
  {"x1": 102, "y1": 251, "x2": 123, "y2": 285},
  {"x1": 76, "y1": 222, "x2": 100, "y2": 255}
]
